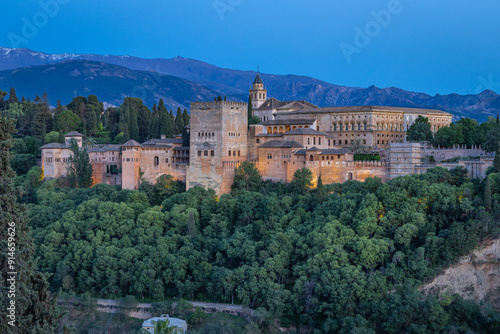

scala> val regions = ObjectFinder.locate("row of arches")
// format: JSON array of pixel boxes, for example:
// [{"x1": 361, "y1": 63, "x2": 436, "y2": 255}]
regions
[{"x1": 267, "y1": 125, "x2": 309, "y2": 134}]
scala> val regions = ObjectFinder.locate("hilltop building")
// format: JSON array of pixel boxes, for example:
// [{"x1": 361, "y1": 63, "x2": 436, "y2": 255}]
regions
[{"x1": 41, "y1": 74, "x2": 492, "y2": 194}]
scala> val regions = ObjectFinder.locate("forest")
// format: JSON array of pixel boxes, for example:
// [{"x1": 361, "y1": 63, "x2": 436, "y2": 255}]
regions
[{"x1": 20, "y1": 162, "x2": 500, "y2": 333}]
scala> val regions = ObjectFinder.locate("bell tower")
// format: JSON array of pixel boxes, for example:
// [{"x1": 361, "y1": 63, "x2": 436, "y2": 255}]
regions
[{"x1": 249, "y1": 70, "x2": 267, "y2": 109}]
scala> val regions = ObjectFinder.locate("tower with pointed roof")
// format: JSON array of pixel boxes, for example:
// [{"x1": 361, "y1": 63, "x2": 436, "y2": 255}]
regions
[{"x1": 249, "y1": 71, "x2": 267, "y2": 109}]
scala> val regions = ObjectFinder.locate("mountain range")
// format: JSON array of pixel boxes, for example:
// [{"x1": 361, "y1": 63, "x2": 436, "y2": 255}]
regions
[{"x1": 0, "y1": 46, "x2": 499, "y2": 121}]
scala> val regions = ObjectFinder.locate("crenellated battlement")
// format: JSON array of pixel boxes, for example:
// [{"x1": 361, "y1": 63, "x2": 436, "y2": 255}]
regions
[{"x1": 191, "y1": 101, "x2": 248, "y2": 109}]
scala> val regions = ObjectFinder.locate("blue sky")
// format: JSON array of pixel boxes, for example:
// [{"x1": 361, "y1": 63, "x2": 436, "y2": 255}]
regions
[{"x1": 1, "y1": 0, "x2": 499, "y2": 95}]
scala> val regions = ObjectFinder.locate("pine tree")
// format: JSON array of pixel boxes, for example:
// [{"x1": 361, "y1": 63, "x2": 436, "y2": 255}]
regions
[
  {"x1": 41, "y1": 116, "x2": 47, "y2": 144},
  {"x1": 31, "y1": 95, "x2": 53, "y2": 139},
  {"x1": 0, "y1": 116, "x2": 61, "y2": 332},
  {"x1": 8, "y1": 87, "x2": 18, "y2": 105},
  {"x1": 174, "y1": 107, "x2": 184, "y2": 135},
  {"x1": 485, "y1": 175, "x2": 492, "y2": 212}
]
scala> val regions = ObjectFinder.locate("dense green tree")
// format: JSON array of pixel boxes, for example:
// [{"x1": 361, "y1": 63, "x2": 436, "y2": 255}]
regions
[
  {"x1": 54, "y1": 109, "x2": 81, "y2": 135},
  {"x1": 316, "y1": 175, "x2": 325, "y2": 203},
  {"x1": 44, "y1": 131, "x2": 60, "y2": 144},
  {"x1": 0, "y1": 116, "x2": 61, "y2": 333},
  {"x1": 66, "y1": 139, "x2": 93, "y2": 188},
  {"x1": 484, "y1": 127, "x2": 500, "y2": 153},
  {"x1": 10, "y1": 154, "x2": 37, "y2": 175},
  {"x1": 407, "y1": 116, "x2": 433, "y2": 142},
  {"x1": 232, "y1": 161, "x2": 263, "y2": 193},
  {"x1": 290, "y1": 168, "x2": 313, "y2": 195}
]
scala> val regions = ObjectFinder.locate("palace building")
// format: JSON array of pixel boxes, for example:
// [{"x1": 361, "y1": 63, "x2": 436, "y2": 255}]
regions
[{"x1": 42, "y1": 74, "x2": 491, "y2": 195}]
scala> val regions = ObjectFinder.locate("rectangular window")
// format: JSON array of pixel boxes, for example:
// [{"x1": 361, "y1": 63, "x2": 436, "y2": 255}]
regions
[
  {"x1": 313, "y1": 137, "x2": 316, "y2": 145},
  {"x1": 238, "y1": 150, "x2": 240, "y2": 157},
  {"x1": 358, "y1": 124, "x2": 361, "y2": 130},
  {"x1": 364, "y1": 123, "x2": 367, "y2": 130},
  {"x1": 267, "y1": 153, "x2": 272, "y2": 159},
  {"x1": 352, "y1": 124, "x2": 355, "y2": 131},
  {"x1": 333, "y1": 124, "x2": 337, "y2": 131},
  {"x1": 319, "y1": 138, "x2": 321, "y2": 145},
  {"x1": 198, "y1": 151, "x2": 202, "y2": 156},
  {"x1": 204, "y1": 150, "x2": 208, "y2": 156},
  {"x1": 256, "y1": 139, "x2": 260, "y2": 143},
  {"x1": 166, "y1": 158, "x2": 169, "y2": 163},
  {"x1": 210, "y1": 150, "x2": 214, "y2": 156},
  {"x1": 338, "y1": 155, "x2": 341, "y2": 159},
  {"x1": 229, "y1": 150, "x2": 231, "y2": 156},
  {"x1": 127, "y1": 158, "x2": 130, "y2": 162},
  {"x1": 233, "y1": 150, "x2": 236, "y2": 157}
]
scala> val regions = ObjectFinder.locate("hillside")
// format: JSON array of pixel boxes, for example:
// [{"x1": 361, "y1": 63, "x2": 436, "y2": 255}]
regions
[
  {"x1": 421, "y1": 237, "x2": 500, "y2": 308},
  {"x1": 1, "y1": 46, "x2": 500, "y2": 120},
  {"x1": 0, "y1": 59, "x2": 220, "y2": 108}
]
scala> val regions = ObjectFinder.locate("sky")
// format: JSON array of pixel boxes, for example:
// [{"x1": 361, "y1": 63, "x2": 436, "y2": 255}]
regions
[{"x1": 1, "y1": 0, "x2": 499, "y2": 96}]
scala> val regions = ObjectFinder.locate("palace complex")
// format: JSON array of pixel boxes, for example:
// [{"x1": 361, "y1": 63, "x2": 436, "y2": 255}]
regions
[{"x1": 41, "y1": 74, "x2": 493, "y2": 195}]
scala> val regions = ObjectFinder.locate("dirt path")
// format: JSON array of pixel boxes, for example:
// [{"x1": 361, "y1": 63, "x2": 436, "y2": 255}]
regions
[{"x1": 60, "y1": 298, "x2": 255, "y2": 320}]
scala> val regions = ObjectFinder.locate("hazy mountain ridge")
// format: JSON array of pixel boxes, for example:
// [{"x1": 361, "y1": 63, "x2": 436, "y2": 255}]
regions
[
  {"x1": 0, "y1": 59, "x2": 220, "y2": 109},
  {"x1": 0, "y1": 47, "x2": 499, "y2": 120}
]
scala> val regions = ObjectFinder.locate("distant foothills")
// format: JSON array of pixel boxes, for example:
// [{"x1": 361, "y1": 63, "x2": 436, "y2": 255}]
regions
[{"x1": 0, "y1": 46, "x2": 499, "y2": 121}]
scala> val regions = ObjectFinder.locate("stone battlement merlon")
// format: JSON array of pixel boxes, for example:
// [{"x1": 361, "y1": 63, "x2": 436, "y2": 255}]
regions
[{"x1": 191, "y1": 101, "x2": 248, "y2": 109}]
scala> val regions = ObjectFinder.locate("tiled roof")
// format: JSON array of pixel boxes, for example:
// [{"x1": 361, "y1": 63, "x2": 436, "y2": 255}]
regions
[
  {"x1": 284, "y1": 128, "x2": 327, "y2": 136},
  {"x1": 259, "y1": 140, "x2": 303, "y2": 148},
  {"x1": 256, "y1": 98, "x2": 319, "y2": 111},
  {"x1": 173, "y1": 146, "x2": 190, "y2": 151},
  {"x1": 255, "y1": 133, "x2": 284, "y2": 137},
  {"x1": 87, "y1": 144, "x2": 121, "y2": 152},
  {"x1": 141, "y1": 138, "x2": 183, "y2": 146},
  {"x1": 64, "y1": 131, "x2": 84, "y2": 137},
  {"x1": 41, "y1": 143, "x2": 67, "y2": 149},
  {"x1": 274, "y1": 105, "x2": 451, "y2": 116},
  {"x1": 122, "y1": 140, "x2": 142, "y2": 147},
  {"x1": 260, "y1": 119, "x2": 316, "y2": 126},
  {"x1": 253, "y1": 73, "x2": 263, "y2": 84},
  {"x1": 294, "y1": 148, "x2": 350, "y2": 155}
]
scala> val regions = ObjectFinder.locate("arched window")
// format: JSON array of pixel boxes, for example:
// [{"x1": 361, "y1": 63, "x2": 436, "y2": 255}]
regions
[
  {"x1": 348, "y1": 172, "x2": 353, "y2": 180},
  {"x1": 154, "y1": 156, "x2": 159, "y2": 166}
]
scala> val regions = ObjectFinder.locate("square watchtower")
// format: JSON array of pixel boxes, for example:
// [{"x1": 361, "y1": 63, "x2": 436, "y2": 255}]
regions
[{"x1": 187, "y1": 100, "x2": 248, "y2": 194}]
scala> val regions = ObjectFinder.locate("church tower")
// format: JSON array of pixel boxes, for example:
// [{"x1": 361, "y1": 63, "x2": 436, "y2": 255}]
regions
[{"x1": 249, "y1": 72, "x2": 267, "y2": 109}]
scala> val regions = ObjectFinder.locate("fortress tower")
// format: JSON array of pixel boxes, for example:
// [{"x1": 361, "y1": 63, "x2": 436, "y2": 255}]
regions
[
  {"x1": 187, "y1": 100, "x2": 248, "y2": 194},
  {"x1": 249, "y1": 72, "x2": 267, "y2": 109}
]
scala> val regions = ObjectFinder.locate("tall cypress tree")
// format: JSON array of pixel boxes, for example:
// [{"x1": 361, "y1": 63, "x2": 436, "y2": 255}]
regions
[
  {"x1": 0, "y1": 116, "x2": 61, "y2": 332},
  {"x1": 485, "y1": 175, "x2": 492, "y2": 212},
  {"x1": 316, "y1": 175, "x2": 325, "y2": 204},
  {"x1": 248, "y1": 95, "x2": 253, "y2": 126},
  {"x1": 494, "y1": 144, "x2": 500, "y2": 173},
  {"x1": 182, "y1": 109, "x2": 190, "y2": 127},
  {"x1": 150, "y1": 103, "x2": 160, "y2": 139},
  {"x1": 174, "y1": 107, "x2": 184, "y2": 135},
  {"x1": 158, "y1": 100, "x2": 173, "y2": 138}
]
